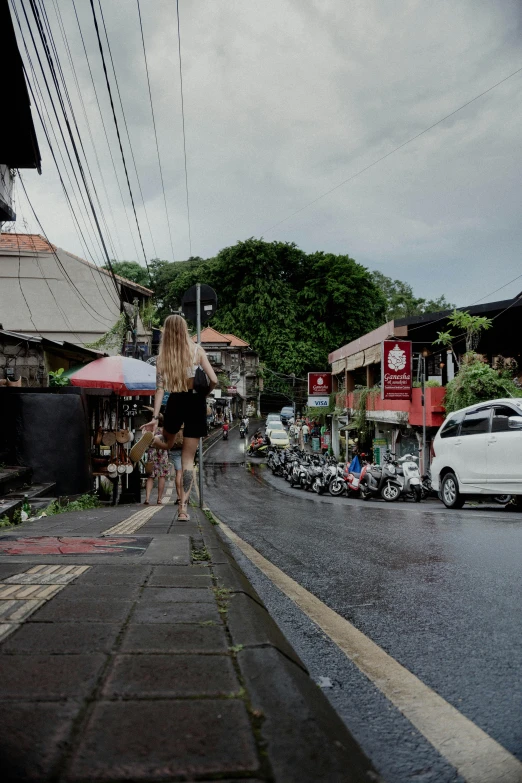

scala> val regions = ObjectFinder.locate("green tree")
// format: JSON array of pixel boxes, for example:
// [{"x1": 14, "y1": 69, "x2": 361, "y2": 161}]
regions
[
  {"x1": 444, "y1": 355, "x2": 522, "y2": 414},
  {"x1": 372, "y1": 271, "x2": 454, "y2": 321},
  {"x1": 104, "y1": 261, "x2": 150, "y2": 288}
]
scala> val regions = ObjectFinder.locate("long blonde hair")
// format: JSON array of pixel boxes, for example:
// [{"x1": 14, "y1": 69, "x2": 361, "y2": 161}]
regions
[{"x1": 157, "y1": 314, "x2": 198, "y2": 392}]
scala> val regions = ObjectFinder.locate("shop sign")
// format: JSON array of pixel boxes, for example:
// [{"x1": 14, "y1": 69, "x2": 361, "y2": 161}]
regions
[
  {"x1": 227, "y1": 386, "x2": 237, "y2": 395},
  {"x1": 308, "y1": 372, "x2": 332, "y2": 396},
  {"x1": 381, "y1": 341, "x2": 412, "y2": 400},
  {"x1": 307, "y1": 396, "x2": 329, "y2": 408}
]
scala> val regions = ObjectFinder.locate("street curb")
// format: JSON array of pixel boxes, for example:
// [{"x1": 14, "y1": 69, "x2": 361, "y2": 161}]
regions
[{"x1": 197, "y1": 512, "x2": 382, "y2": 783}]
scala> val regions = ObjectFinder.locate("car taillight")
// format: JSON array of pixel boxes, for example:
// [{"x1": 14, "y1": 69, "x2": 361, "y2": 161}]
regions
[{"x1": 430, "y1": 440, "x2": 436, "y2": 459}]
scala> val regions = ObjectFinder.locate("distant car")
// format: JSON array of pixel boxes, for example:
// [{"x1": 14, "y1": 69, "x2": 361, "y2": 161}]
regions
[
  {"x1": 431, "y1": 397, "x2": 522, "y2": 508},
  {"x1": 280, "y1": 406, "x2": 295, "y2": 425},
  {"x1": 266, "y1": 420, "x2": 285, "y2": 439},
  {"x1": 266, "y1": 413, "x2": 280, "y2": 427},
  {"x1": 269, "y1": 429, "x2": 290, "y2": 448}
]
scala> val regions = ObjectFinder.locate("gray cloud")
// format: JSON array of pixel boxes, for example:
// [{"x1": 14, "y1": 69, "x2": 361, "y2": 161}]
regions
[{"x1": 17, "y1": 0, "x2": 522, "y2": 306}]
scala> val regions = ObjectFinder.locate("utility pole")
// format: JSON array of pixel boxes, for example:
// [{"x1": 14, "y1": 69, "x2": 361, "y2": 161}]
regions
[
  {"x1": 196, "y1": 283, "x2": 204, "y2": 508},
  {"x1": 421, "y1": 354, "x2": 427, "y2": 474},
  {"x1": 132, "y1": 298, "x2": 139, "y2": 359}
]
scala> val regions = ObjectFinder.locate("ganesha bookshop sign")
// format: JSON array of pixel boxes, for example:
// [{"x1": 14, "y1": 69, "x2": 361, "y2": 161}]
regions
[
  {"x1": 381, "y1": 341, "x2": 412, "y2": 401},
  {"x1": 307, "y1": 372, "x2": 332, "y2": 409}
]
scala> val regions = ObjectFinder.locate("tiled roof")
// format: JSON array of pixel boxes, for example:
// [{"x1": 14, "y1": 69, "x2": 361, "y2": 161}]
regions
[
  {"x1": 0, "y1": 233, "x2": 55, "y2": 253},
  {"x1": 192, "y1": 328, "x2": 250, "y2": 348},
  {"x1": 223, "y1": 333, "x2": 249, "y2": 347},
  {"x1": 194, "y1": 327, "x2": 231, "y2": 344}
]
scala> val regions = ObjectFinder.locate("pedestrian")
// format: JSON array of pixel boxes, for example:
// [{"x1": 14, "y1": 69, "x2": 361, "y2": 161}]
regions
[
  {"x1": 289, "y1": 421, "x2": 297, "y2": 444},
  {"x1": 133, "y1": 314, "x2": 218, "y2": 522},
  {"x1": 302, "y1": 421, "x2": 310, "y2": 445},
  {"x1": 143, "y1": 414, "x2": 169, "y2": 505},
  {"x1": 169, "y1": 426, "x2": 184, "y2": 505},
  {"x1": 297, "y1": 422, "x2": 304, "y2": 449}
]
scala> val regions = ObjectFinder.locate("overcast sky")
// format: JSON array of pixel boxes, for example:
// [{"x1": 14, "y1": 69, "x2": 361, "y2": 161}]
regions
[{"x1": 14, "y1": 0, "x2": 522, "y2": 306}]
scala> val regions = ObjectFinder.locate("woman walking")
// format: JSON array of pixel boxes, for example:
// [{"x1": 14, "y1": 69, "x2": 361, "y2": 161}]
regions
[{"x1": 131, "y1": 314, "x2": 217, "y2": 521}]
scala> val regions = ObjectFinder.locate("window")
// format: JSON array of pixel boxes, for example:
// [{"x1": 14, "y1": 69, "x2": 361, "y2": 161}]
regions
[
  {"x1": 460, "y1": 408, "x2": 491, "y2": 436},
  {"x1": 207, "y1": 352, "x2": 222, "y2": 365},
  {"x1": 492, "y1": 405, "x2": 517, "y2": 433},
  {"x1": 440, "y1": 412, "x2": 464, "y2": 439}
]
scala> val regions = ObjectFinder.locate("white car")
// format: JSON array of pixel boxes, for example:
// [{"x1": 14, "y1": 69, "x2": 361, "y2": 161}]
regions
[
  {"x1": 266, "y1": 420, "x2": 286, "y2": 439},
  {"x1": 431, "y1": 398, "x2": 522, "y2": 508},
  {"x1": 269, "y1": 430, "x2": 290, "y2": 448}
]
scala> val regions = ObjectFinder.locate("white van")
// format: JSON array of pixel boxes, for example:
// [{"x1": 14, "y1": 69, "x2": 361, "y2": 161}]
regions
[{"x1": 431, "y1": 398, "x2": 522, "y2": 508}]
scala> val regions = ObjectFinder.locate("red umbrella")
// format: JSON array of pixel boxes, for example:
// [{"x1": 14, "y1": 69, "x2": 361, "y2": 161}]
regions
[{"x1": 69, "y1": 356, "x2": 156, "y2": 395}]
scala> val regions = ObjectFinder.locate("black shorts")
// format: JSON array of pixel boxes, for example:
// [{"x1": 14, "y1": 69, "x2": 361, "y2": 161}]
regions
[{"x1": 163, "y1": 391, "x2": 207, "y2": 439}]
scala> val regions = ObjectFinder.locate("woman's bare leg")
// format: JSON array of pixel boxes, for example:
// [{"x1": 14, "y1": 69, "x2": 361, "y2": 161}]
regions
[
  {"x1": 180, "y1": 437, "x2": 199, "y2": 511},
  {"x1": 157, "y1": 476, "x2": 166, "y2": 504},
  {"x1": 145, "y1": 476, "x2": 153, "y2": 503},
  {"x1": 175, "y1": 469, "x2": 182, "y2": 503}
]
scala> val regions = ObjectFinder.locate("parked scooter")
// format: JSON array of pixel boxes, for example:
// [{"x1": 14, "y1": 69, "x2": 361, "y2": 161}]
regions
[
  {"x1": 312, "y1": 456, "x2": 338, "y2": 494},
  {"x1": 359, "y1": 451, "x2": 402, "y2": 502},
  {"x1": 396, "y1": 454, "x2": 422, "y2": 502}
]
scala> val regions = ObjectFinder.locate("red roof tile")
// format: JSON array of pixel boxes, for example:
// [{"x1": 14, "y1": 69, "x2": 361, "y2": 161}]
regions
[
  {"x1": 223, "y1": 333, "x2": 249, "y2": 347},
  {"x1": 0, "y1": 233, "x2": 55, "y2": 253}
]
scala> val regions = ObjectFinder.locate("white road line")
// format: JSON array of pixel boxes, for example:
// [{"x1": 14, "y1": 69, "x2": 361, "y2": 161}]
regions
[{"x1": 216, "y1": 515, "x2": 522, "y2": 783}]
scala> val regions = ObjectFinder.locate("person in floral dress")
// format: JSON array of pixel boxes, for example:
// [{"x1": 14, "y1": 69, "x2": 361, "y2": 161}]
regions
[{"x1": 144, "y1": 422, "x2": 170, "y2": 505}]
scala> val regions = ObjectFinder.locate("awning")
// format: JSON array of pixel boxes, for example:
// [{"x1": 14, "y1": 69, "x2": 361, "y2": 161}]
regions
[
  {"x1": 346, "y1": 351, "x2": 364, "y2": 371},
  {"x1": 364, "y1": 344, "x2": 381, "y2": 366},
  {"x1": 331, "y1": 357, "x2": 346, "y2": 375}
]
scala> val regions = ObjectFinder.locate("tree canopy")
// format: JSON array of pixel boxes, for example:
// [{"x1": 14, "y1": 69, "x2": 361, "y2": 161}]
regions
[
  {"x1": 109, "y1": 240, "x2": 452, "y2": 378},
  {"x1": 371, "y1": 271, "x2": 454, "y2": 321}
]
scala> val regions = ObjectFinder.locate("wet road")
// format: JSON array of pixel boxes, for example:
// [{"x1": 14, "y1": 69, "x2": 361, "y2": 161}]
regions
[{"x1": 203, "y1": 424, "x2": 522, "y2": 783}]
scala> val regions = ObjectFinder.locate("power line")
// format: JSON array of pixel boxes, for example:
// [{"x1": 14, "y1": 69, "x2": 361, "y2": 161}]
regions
[
  {"x1": 136, "y1": 0, "x2": 175, "y2": 261},
  {"x1": 18, "y1": 172, "x2": 117, "y2": 329},
  {"x1": 33, "y1": 0, "x2": 123, "y2": 308},
  {"x1": 260, "y1": 65, "x2": 522, "y2": 235},
  {"x1": 176, "y1": 0, "x2": 192, "y2": 256},
  {"x1": 13, "y1": 1, "x2": 121, "y2": 318},
  {"x1": 24, "y1": 0, "x2": 123, "y2": 303},
  {"x1": 12, "y1": 3, "x2": 119, "y2": 321},
  {"x1": 70, "y1": 0, "x2": 142, "y2": 266},
  {"x1": 89, "y1": 0, "x2": 153, "y2": 281},
  {"x1": 14, "y1": 177, "x2": 88, "y2": 344},
  {"x1": 96, "y1": 0, "x2": 159, "y2": 262},
  {"x1": 50, "y1": 0, "x2": 124, "y2": 261}
]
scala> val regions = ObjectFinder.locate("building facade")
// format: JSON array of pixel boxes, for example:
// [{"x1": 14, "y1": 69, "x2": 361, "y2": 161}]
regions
[
  {"x1": 329, "y1": 295, "x2": 522, "y2": 469},
  {"x1": 196, "y1": 327, "x2": 261, "y2": 415},
  {"x1": 0, "y1": 233, "x2": 153, "y2": 357}
]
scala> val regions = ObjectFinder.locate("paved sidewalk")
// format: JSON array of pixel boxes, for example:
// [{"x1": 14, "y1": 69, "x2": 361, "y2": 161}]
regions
[{"x1": 0, "y1": 487, "x2": 378, "y2": 782}]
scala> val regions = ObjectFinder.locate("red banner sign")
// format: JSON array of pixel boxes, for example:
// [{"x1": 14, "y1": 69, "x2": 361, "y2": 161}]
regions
[
  {"x1": 308, "y1": 372, "x2": 332, "y2": 395},
  {"x1": 382, "y1": 341, "x2": 412, "y2": 400}
]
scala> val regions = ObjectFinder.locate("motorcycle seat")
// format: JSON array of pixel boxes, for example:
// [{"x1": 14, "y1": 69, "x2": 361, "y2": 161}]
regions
[{"x1": 350, "y1": 471, "x2": 361, "y2": 478}]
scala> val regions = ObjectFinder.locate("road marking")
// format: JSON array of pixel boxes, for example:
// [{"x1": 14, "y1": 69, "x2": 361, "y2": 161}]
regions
[
  {"x1": 4, "y1": 565, "x2": 90, "y2": 584},
  {"x1": 101, "y1": 487, "x2": 173, "y2": 536},
  {"x1": 216, "y1": 516, "x2": 522, "y2": 783}
]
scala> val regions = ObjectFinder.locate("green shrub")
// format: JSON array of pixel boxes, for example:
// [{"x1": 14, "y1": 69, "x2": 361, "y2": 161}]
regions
[
  {"x1": 444, "y1": 356, "x2": 522, "y2": 414},
  {"x1": 45, "y1": 493, "x2": 100, "y2": 516}
]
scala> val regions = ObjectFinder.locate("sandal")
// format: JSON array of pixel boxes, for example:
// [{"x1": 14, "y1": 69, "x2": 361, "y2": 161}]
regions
[
  {"x1": 177, "y1": 503, "x2": 190, "y2": 521},
  {"x1": 144, "y1": 500, "x2": 150, "y2": 505},
  {"x1": 129, "y1": 431, "x2": 154, "y2": 464}
]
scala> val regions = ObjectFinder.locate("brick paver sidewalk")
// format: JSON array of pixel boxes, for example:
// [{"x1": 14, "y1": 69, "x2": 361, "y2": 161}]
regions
[{"x1": 0, "y1": 489, "x2": 377, "y2": 782}]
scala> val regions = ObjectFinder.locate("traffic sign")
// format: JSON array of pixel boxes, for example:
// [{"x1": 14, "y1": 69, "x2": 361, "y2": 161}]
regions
[{"x1": 181, "y1": 284, "x2": 217, "y2": 325}]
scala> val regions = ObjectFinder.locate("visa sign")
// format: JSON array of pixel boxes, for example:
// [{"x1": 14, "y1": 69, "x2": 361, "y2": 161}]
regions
[{"x1": 308, "y1": 372, "x2": 332, "y2": 396}]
